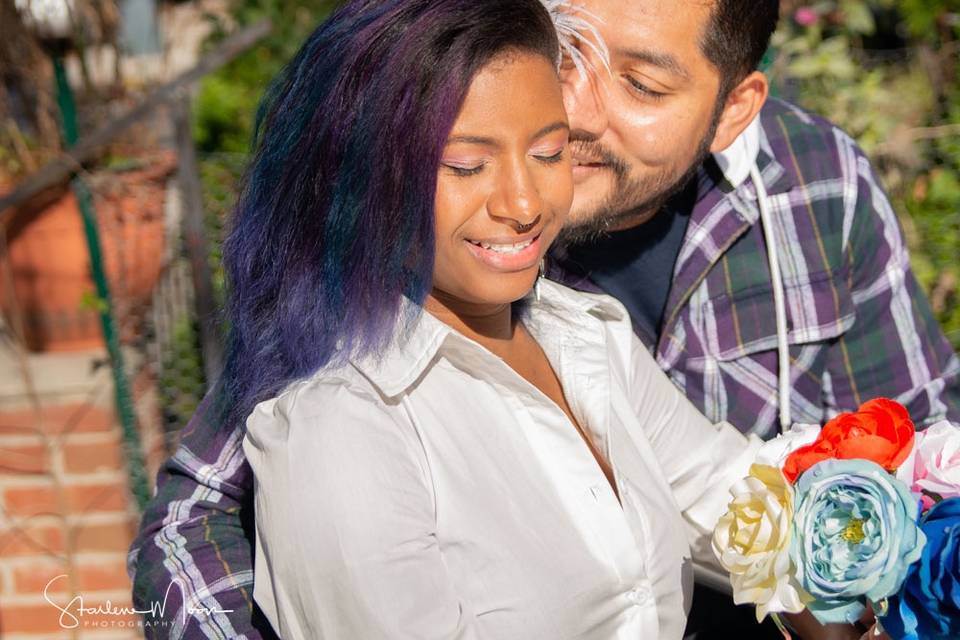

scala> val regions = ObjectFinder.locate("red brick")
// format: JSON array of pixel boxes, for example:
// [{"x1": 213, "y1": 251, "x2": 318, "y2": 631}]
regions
[
  {"x1": 0, "y1": 599, "x2": 139, "y2": 634},
  {"x1": 0, "y1": 404, "x2": 114, "y2": 436},
  {"x1": 13, "y1": 557, "x2": 134, "y2": 594},
  {"x1": 72, "y1": 519, "x2": 136, "y2": 553},
  {"x1": 0, "y1": 440, "x2": 49, "y2": 473},
  {"x1": 4, "y1": 481, "x2": 131, "y2": 517},
  {"x1": 3, "y1": 482, "x2": 59, "y2": 517},
  {"x1": 0, "y1": 523, "x2": 65, "y2": 556},
  {"x1": 12, "y1": 557, "x2": 70, "y2": 594},
  {"x1": 65, "y1": 482, "x2": 130, "y2": 514},
  {"x1": 0, "y1": 601, "x2": 68, "y2": 634},
  {"x1": 63, "y1": 438, "x2": 123, "y2": 474}
]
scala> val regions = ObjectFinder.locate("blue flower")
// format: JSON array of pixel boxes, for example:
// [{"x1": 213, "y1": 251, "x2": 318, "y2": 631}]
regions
[
  {"x1": 882, "y1": 498, "x2": 960, "y2": 639},
  {"x1": 790, "y1": 459, "x2": 925, "y2": 625}
]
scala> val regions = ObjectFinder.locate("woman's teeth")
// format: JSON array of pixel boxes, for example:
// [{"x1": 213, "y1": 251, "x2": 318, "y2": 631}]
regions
[{"x1": 469, "y1": 238, "x2": 534, "y2": 254}]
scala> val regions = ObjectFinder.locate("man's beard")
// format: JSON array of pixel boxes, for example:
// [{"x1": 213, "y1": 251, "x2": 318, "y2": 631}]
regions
[{"x1": 558, "y1": 111, "x2": 721, "y2": 246}]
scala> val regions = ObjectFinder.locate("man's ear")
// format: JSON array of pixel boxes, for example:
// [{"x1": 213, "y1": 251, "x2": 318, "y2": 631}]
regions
[{"x1": 709, "y1": 71, "x2": 769, "y2": 154}]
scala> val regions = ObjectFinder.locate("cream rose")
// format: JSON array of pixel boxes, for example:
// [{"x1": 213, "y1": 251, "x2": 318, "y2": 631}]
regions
[{"x1": 712, "y1": 464, "x2": 807, "y2": 621}]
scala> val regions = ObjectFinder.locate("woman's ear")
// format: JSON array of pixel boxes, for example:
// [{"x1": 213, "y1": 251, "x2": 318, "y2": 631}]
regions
[{"x1": 710, "y1": 71, "x2": 769, "y2": 154}]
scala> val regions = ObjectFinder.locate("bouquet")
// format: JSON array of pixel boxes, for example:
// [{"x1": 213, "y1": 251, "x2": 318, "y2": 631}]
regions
[{"x1": 712, "y1": 398, "x2": 960, "y2": 639}]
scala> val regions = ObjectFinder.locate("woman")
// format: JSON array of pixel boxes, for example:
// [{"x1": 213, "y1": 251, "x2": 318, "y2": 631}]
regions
[{"x1": 231, "y1": 0, "x2": 760, "y2": 637}]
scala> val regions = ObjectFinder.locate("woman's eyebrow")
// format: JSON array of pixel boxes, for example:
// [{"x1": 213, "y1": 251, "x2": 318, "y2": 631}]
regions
[
  {"x1": 446, "y1": 121, "x2": 568, "y2": 147},
  {"x1": 446, "y1": 134, "x2": 497, "y2": 145},
  {"x1": 532, "y1": 121, "x2": 570, "y2": 139}
]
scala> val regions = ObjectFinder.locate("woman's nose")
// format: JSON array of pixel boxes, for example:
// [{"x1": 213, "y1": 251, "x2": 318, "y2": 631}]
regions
[{"x1": 487, "y1": 162, "x2": 544, "y2": 230}]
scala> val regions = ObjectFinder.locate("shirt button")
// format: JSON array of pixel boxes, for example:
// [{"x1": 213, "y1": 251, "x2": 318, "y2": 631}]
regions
[{"x1": 626, "y1": 586, "x2": 651, "y2": 606}]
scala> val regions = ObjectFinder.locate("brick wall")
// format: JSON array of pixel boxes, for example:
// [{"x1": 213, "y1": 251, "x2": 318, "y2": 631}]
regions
[{"x1": 0, "y1": 354, "x2": 168, "y2": 640}]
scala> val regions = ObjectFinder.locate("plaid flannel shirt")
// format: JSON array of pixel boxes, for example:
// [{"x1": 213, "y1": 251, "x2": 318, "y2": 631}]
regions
[{"x1": 128, "y1": 98, "x2": 960, "y2": 639}]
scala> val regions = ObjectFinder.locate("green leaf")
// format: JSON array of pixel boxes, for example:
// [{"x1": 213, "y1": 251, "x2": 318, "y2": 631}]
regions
[{"x1": 840, "y1": 0, "x2": 876, "y2": 35}]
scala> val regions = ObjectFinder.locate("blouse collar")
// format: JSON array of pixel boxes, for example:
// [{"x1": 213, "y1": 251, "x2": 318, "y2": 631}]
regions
[{"x1": 350, "y1": 279, "x2": 624, "y2": 398}]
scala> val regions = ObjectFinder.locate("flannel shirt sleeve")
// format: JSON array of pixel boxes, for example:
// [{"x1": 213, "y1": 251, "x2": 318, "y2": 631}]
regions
[
  {"x1": 127, "y1": 392, "x2": 278, "y2": 639},
  {"x1": 822, "y1": 135, "x2": 960, "y2": 425}
]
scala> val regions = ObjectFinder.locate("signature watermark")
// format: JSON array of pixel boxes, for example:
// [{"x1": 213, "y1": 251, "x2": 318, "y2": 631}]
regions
[{"x1": 44, "y1": 574, "x2": 234, "y2": 630}]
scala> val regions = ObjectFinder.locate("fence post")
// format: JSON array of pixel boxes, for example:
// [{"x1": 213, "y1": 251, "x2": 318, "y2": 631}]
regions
[{"x1": 173, "y1": 93, "x2": 223, "y2": 387}]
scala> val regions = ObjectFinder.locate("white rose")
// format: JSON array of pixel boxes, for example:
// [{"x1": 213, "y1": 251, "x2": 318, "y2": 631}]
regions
[
  {"x1": 712, "y1": 464, "x2": 807, "y2": 621},
  {"x1": 755, "y1": 423, "x2": 821, "y2": 468}
]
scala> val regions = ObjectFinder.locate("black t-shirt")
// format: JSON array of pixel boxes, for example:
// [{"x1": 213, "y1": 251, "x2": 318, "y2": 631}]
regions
[{"x1": 557, "y1": 185, "x2": 694, "y2": 346}]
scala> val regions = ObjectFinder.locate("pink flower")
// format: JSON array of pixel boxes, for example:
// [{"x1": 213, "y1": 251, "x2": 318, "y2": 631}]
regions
[
  {"x1": 896, "y1": 421, "x2": 960, "y2": 511},
  {"x1": 794, "y1": 7, "x2": 819, "y2": 27}
]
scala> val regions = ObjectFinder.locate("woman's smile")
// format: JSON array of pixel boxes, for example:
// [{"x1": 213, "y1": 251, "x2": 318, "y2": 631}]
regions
[
  {"x1": 464, "y1": 231, "x2": 543, "y2": 271},
  {"x1": 430, "y1": 51, "x2": 572, "y2": 308}
]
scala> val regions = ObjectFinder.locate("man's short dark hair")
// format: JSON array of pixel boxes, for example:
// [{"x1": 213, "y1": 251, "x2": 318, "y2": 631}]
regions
[{"x1": 701, "y1": 0, "x2": 780, "y2": 97}]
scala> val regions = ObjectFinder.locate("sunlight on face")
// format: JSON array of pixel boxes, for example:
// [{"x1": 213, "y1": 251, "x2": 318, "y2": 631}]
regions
[
  {"x1": 560, "y1": 0, "x2": 724, "y2": 235},
  {"x1": 432, "y1": 51, "x2": 573, "y2": 309}
]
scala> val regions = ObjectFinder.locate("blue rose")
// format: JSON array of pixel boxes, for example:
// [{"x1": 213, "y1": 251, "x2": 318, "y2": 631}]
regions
[
  {"x1": 790, "y1": 459, "x2": 925, "y2": 625},
  {"x1": 881, "y1": 498, "x2": 960, "y2": 639}
]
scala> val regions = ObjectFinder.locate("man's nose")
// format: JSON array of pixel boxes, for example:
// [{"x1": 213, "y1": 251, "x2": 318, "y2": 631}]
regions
[{"x1": 561, "y1": 65, "x2": 609, "y2": 140}]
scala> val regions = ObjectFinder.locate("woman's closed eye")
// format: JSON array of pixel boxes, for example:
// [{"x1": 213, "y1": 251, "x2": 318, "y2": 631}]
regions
[
  {"x1": 533, "y1": 148, "x2": 565, "y2": 164},
  {"x1": 442, "y1": 161, "x2": 486, "y2": 177}
]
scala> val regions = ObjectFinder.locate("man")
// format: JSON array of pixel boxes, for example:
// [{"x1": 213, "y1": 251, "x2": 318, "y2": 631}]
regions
[
  {"x1": 549, "y1": 1, "x2": 958, "y2": 638},
  {"x1": 129, "y1": 1, "x2": 960, "y2": 638}
]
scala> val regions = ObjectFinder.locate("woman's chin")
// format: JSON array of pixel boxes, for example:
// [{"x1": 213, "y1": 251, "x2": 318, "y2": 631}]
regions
[{"x1": 431, "y1": 272, "x2": 540, "y2": 310}]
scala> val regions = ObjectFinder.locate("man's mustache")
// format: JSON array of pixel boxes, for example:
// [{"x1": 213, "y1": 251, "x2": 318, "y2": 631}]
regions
[{"x1": 569, "y1": 134, "x2": 630, "y2": 178}]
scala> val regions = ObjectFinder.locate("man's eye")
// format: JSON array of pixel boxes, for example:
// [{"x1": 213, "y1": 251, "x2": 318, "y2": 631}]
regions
[{"x1": 625, "y1": 76, "x2": 667, "y2": 100}]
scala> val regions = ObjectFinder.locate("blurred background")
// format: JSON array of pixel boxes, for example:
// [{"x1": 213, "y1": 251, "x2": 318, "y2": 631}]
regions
[{"x1": 0, "y1": 0, "x2": 957, "y2": 638}]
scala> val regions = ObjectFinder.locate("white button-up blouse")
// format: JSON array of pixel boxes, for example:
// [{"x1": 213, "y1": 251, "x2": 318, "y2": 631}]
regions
[{"x1": 243, "y1": 280, "x2": 761, "y2": 639}]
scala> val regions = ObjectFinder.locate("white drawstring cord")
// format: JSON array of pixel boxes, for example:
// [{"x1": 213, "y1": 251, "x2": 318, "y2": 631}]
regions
[{"x1": 750, "y1": 166, "x2": 792, "y2": 433}]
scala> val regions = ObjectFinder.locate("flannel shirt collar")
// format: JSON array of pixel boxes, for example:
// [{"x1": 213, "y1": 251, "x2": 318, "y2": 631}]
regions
[{"x1": 710, "y1": 112, "x2": 799, "y2": 204}]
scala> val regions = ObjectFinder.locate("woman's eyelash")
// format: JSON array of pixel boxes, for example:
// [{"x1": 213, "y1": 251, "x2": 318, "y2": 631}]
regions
[
  {"x1": 626, "y1": 76, "x2": 666, "y2": 100},
  {"x1": 444, "y1": 163, "x2": 484, "y2": 177},
  {"x1": 535, "y1": 149, "x2": 565, "y2": 164}
]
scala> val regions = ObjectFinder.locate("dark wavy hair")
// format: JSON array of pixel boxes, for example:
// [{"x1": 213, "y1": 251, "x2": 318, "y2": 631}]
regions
[
  {"x1": 702, "y1": 0, "x2": 780, "y2": 97},
  {"x1": 217, "y1": 0, "x2": 560, "y2": 429}
]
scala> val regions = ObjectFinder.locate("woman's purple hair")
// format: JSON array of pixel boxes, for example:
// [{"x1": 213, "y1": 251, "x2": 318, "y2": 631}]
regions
[{"x1": 217, "y1": 0, "x2": 560, "y2": 428}]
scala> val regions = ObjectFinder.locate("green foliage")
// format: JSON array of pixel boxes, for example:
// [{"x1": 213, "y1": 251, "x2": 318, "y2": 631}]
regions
[
  {"x1": 198, "y1": 153, "x2": 247, "y2": 303},
  {"x1": 192, "y1": 0, "x2": 337, "y2": 154},
  {"x1": 192, "y1": 0, "x2": 960, "y2": 352},
  {"x1": 776, "y1": 1, "x2": 960, "y2": 348},
  {"x1": 159, "y1": 317, "x2": 206, "y2": 435},
  {"x1": 171, "y1": 0, "x2": 336, "y2": 418}
]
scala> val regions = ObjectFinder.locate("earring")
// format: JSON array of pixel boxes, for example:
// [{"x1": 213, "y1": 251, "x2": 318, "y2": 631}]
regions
[{"x1": 535, "y1": 258, "x2": 545, "y2": 302}]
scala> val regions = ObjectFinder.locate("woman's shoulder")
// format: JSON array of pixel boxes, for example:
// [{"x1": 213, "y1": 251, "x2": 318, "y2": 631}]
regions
[
  {"x1": 244, "y1": 364, "x2": 405, "y2": 450},
  {"x1": 242, "y1": 364, "x2": 435, "y2": 511}
]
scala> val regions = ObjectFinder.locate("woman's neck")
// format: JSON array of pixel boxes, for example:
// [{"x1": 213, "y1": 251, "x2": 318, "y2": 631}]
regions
[{"x1": 424, "y1": 290, "x2": 518, "y2": 358}]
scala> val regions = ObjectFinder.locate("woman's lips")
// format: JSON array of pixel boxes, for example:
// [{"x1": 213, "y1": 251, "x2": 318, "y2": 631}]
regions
[{"x1": 464, "y1": 233, "x2": 543, "y2": 272}]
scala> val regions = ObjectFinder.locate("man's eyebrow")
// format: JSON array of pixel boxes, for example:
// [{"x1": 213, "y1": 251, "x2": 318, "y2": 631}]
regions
[
  {"x1": 616, "y1": 47, "x2": 691, "y2": 80},
  {"x1": 446, "y1": 121, "x2": 568, "y2": 146}
]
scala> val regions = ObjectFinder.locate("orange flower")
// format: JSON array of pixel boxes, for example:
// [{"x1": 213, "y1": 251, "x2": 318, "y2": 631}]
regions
[{"x1": 783, "y1": 399, "x2": 915, "y2": 483}]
